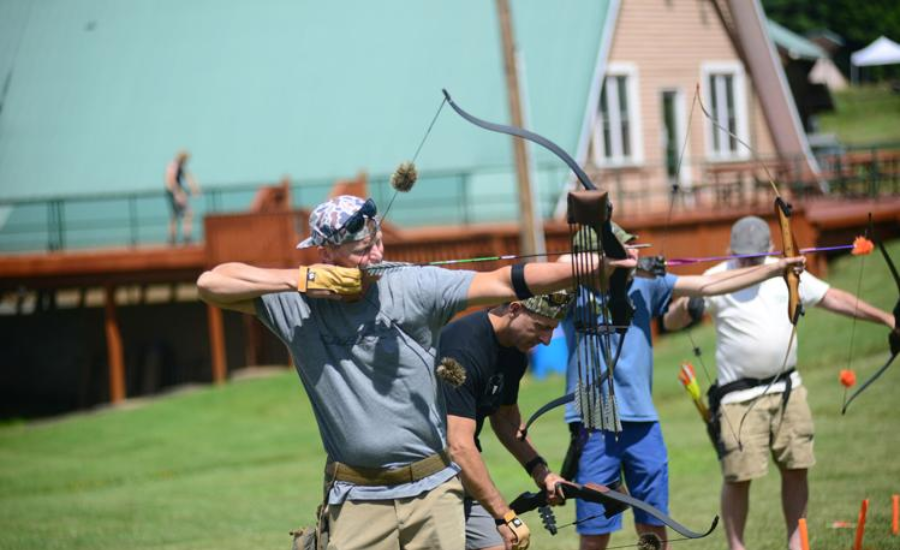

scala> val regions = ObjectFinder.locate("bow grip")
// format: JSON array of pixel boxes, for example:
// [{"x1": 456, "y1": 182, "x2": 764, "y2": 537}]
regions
[
  {"x1": 775, "y1": 197, "x2": 803, "y2": 324},
  {"x1": 510, "y1": 490, "x2": 548, "y2": 516}
]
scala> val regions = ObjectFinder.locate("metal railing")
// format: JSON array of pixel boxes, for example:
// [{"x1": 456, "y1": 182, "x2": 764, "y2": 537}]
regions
[{"x1": 1, "y1": 147, "x2": 898, "y2": 254}]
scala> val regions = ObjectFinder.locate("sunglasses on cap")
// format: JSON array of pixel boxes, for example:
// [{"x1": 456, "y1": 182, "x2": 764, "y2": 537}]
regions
[{"x1": 321, "y1": 198, "x2": 378, "y2": 243}]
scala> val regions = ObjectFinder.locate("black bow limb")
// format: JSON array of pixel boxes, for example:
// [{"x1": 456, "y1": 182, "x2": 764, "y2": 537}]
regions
[
  {"x1": 441, "y1": 88, "x2": 630, "y2": 268},
  {"x1": 517, "y1": 393, "x2": 574, "y2": 441},
  {"x1": 443, "y1": 89, "x2": 636, "y2": 434},
  {"x1": 509, "y1": 481, "x2": 718, "y2": 540},
  {"x1": 842, "y1": 217, "x2": 900, "y2": 414}
]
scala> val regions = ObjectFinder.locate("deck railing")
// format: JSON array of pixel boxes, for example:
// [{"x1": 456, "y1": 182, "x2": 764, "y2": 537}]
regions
[{"x1": 1, "y1": 146, "x2": 898, "y2": 254}]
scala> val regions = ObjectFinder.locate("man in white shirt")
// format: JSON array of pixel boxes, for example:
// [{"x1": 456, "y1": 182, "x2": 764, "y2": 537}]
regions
[{"x1": 666, "y1": 216, "x2": 896, "y2": 550}]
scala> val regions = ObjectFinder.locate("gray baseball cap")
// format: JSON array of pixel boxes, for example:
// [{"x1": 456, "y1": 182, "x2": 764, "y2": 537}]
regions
[{"x1": 730, "y1": 216, "x2": 771, "y2": 254}]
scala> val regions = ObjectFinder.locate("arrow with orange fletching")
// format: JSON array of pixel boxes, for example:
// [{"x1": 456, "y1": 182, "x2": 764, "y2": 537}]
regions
[{"x1": 677, "y1": 362, "x2": 710, "y2": 423}]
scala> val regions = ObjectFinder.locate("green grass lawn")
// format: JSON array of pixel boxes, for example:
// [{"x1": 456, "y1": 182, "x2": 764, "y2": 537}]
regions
[
  {"x1": 1, "y1": 241, "x2": 898, "y2": 550},
  {"x1": 819, "y1": 84, "x2": 900, "y2": 146}
]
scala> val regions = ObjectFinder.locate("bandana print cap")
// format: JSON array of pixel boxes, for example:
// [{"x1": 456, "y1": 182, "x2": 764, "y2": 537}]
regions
[{"x1": 297, "y1": 195, "x2": 378, "y2": 249}]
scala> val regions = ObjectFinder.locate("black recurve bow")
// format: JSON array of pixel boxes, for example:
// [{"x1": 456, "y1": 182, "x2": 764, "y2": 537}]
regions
[
  {"x1": 841, "y1": 218, "x2": 900, "y2": 413},
  {"x1": 510, "y1": 481, "x2": 719, "y2": 541},
  {"x1": 440, "y1": 89, "x2": 634, "y2": 436}
]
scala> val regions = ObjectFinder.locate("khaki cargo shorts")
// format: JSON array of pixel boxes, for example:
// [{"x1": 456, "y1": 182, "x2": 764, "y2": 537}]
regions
[
  {"x1": 326, "y1": 476, "x2": 465, "y2": 550},
  {"x1": 719, "y1": 385, "x2": 815, "y2": 482}
]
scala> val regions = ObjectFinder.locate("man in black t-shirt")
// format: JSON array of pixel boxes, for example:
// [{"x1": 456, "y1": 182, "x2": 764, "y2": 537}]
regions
[{"x1": 440, "y1": 292, "x2": 572, "y2": 550}]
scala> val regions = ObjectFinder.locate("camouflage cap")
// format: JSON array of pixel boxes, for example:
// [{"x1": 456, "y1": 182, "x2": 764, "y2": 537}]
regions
[
  {"x1": 572, "y1": 222, "x2": 637, "y2": 252},
  {"x1": 517, "y1": 290, "x2": 573, "y2": 321},
  {"x1": 611, "y1": 222, "x2": 638, "y2": 245}
]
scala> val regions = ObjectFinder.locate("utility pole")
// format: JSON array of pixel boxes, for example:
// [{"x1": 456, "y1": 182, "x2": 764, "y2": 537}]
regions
[{"x1": 496, "y1": 0, "x2": 546, "y2": 259}]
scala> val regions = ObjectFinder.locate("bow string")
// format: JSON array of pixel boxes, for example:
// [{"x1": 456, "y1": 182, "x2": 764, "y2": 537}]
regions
[
  {"x1": 661, "y1": 86, "x2": 743, "y2": 449},
  {"x1": 692, "y1": 83, "x2": 804, "y2": 448}
]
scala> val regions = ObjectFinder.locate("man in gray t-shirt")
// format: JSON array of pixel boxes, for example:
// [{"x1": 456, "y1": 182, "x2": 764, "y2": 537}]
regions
[{"x1": 197, "y1": 195, "x2": 635, "y2": 550}]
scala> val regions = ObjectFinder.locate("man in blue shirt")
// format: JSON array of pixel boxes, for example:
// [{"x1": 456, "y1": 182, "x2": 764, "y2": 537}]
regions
[{"x1": 561, "y1": 224, "x2": 805, "y2": 550}]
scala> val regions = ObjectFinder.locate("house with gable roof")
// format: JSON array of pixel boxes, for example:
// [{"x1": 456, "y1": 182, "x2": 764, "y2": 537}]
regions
[{"x1": 564, "y1": 0, "x2": 820, "y2": 217}]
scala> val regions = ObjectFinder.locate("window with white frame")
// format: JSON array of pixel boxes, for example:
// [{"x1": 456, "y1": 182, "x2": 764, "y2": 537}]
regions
[
  {"x1": 701, "y1": 62, "x2": 749, "y2": 160},
  {"x1": 592, "y1": 63, "x2": 642, "y2": 166}
]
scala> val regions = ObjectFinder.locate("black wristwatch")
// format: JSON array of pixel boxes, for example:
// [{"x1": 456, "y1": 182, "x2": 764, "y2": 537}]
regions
[{"x1": 495, "y1": 510, "x2": 524, "y2": 527}]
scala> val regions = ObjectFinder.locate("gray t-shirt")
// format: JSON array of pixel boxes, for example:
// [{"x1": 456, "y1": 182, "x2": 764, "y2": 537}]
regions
[{"x1": 255, "y1": 266, "x2": 475, "y2": 501}]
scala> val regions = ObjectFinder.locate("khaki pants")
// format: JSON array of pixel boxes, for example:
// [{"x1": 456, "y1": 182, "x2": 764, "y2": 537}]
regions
[{"x1": 326, "y1": 477, "x2": 465, "y2": 550}]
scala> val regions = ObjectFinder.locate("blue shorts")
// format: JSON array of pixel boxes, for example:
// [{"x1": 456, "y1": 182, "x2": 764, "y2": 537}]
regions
[{"x1": 575, "y1": 421, "x2": 669, "y2": 535}]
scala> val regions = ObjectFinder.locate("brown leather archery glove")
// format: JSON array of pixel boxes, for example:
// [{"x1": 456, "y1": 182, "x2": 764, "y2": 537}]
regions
[
  {"x1": 297, "y1": 264, "x2": 363, "y2": 300},
  {"x1": 497, "y1": 511, "x2": 531, "y2": 550}
]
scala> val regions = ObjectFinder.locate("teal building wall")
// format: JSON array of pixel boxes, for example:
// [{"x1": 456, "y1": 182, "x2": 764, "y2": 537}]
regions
[{"x1": 0, "y1": 0, "x2": 610, "y2": 247}]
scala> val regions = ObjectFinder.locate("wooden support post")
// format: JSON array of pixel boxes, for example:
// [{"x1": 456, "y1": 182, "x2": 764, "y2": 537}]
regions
[
  {"x1": 243, "y1": 314, "x2": 260, "y2": 368},
  {"x1": 103, "y1": 285, "x2": 126, "y2": 404},
  {"x1": 495, "y1": 0, "x2": 544, "y2": 259},
  {"x1": 207, "y1": 304, "x2": 227, "y2": 384}
]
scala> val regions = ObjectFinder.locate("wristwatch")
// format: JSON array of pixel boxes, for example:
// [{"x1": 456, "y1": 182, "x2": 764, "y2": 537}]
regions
[{"x1": 495, "y1": 510, "x2": 524, "y2": 527}]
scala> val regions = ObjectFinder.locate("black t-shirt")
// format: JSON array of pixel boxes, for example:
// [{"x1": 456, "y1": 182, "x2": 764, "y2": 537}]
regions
[{"x1": 438, "y1": 310, "x2": 527, "y2": 450}]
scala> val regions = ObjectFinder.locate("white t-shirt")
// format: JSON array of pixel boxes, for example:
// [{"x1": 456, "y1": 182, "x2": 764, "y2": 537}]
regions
[{"x1": 703, "y1": 258, "x2": 830, "y2": 404}]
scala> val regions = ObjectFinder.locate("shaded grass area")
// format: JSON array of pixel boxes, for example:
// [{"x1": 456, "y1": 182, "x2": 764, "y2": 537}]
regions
[
  {"x1": 819, "y1": 84, "x2": 900, "y2": 145},
  {"x1": 1, "y1": 241, "x2": 898, "y2": 550}
]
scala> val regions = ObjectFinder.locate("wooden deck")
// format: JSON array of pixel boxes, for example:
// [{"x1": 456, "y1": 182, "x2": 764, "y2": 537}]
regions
[
  {"x1": 2, "y1": 195, "x2": 898, "y2": 412},
  {"x1": 3, "y1": 195, "x2": 896, "y2": 290},
  {"x1": 0, "y1": 244, "x2": 206, "y2": 290}
]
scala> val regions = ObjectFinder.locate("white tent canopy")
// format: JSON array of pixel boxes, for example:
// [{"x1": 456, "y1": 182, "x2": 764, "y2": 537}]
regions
[
  {"x1": 852, "y1": 36, "x2": 900, "y2": 66},
  {"x1": 851, "y1": 36, "x2": 900, "y2": 83}
]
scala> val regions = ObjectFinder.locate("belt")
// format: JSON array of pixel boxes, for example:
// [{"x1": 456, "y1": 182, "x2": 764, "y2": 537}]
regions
[
  {"x1": 715, "y1": 368, "x2": 796, "y2": 413},
  {"x1": 325, "y1": 450, "x2": 452, "y2": 486},
  {"x1": 715, "y1": 368, "x2": 796, "y2": 399}
]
